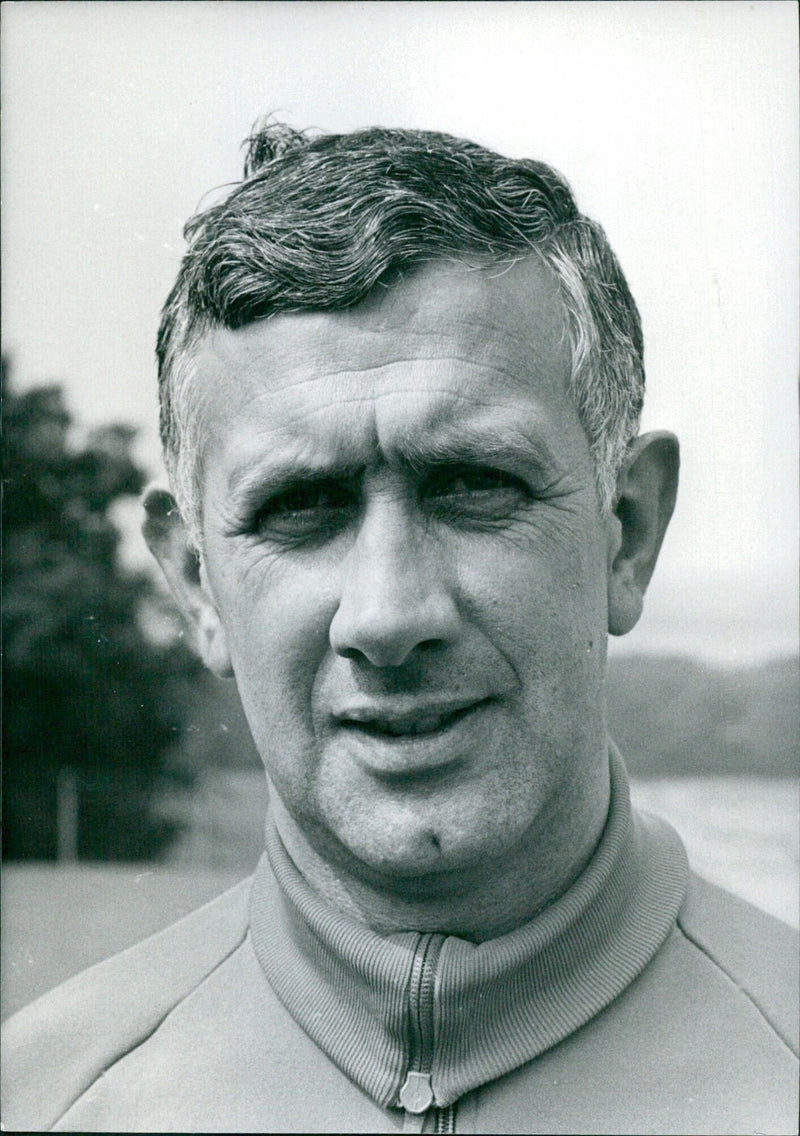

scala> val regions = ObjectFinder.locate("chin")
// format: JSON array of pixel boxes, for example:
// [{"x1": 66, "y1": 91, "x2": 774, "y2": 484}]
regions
[{"x1": 338, "y1": 816, "x2": 507, "y2": 886}]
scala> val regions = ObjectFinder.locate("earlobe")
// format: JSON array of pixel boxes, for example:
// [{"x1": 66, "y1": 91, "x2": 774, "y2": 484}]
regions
[
  {"x1": 607, "y1": 432, "x2": 679, "y2": 637},
  {"x1": 142, "y1": 486, "x2": 233, "y2": 676},
  {"x1": 196, "y1": 560, "x2": 234, "y2": 676}
]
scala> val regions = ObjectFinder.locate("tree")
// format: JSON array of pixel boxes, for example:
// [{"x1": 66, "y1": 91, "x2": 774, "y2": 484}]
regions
[{"x1": 2, "y1": 359, "x2": 198, "y2": 859}]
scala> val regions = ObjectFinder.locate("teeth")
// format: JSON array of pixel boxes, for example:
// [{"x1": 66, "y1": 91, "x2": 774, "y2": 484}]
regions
[
  {"x1": 339, "y1": 702, "x2": 485, "y2": 738},
  {"x1": 365, "y1": 711, "x2": 456, "y2": 737},
  {"x1": 382, "y1": 713, "x2": 450, "y2": 736}
]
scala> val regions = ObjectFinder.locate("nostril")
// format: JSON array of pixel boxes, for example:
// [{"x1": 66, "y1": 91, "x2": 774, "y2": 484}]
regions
[{"x1": 418, "y1": 638, "x2": 446, "y2": 652}]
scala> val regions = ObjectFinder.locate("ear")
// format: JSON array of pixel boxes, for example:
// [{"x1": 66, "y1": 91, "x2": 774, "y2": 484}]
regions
[
  {"x1": 606, "y1": 432, "x2": 679, "y2": 637},
  {"x1": 142, "y1": 486, "x2": 233, "y2": 676}
]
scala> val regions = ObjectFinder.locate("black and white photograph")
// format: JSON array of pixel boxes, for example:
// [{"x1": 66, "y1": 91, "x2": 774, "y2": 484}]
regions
[{"x1": 2, "y1": 2, "x2": 798, "y2": 1132}]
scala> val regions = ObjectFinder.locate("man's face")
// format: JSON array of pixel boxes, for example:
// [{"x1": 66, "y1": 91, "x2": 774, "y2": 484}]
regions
[{"x1": 193, "y1": 258, "x2": 612, "y2": 886}]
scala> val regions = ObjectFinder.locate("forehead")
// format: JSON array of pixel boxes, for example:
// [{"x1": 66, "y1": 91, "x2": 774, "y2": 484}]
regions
[{"x1": 192, "y1": 257, "x2": 578, "y2": 479}]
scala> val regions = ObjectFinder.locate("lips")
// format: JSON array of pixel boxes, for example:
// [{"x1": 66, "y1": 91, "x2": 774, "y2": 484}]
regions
[{"x1": 334, "y1": 699, "x2": 486, "y2": 740}]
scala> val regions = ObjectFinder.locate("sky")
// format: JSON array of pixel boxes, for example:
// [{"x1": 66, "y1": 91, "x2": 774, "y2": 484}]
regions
[{"x1": 3, "y1": 1, "x2": 798, "y2": 663}]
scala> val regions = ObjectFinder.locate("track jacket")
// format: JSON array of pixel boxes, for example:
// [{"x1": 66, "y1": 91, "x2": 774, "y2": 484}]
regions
[{"x1": 2, "y1": 749, "x2": 798, "y2": 1133}]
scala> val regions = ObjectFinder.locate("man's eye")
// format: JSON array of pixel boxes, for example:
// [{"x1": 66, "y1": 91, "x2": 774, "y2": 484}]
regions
[
  {"x1": 424, "y1": 466, "x2": 530, "y2": 517},
  {"x1": 253, "y1": 482, "x2": 355, "y2": 538}
]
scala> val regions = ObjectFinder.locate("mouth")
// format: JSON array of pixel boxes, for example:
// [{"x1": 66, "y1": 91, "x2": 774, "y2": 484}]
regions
[{"x1": 335, "y1": 699, "x2": 487, "y2": 741}]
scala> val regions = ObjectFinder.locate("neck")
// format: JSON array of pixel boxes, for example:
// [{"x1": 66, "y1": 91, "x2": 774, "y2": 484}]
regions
[{"x1": 268, "y1": 761, "x2": 610, "y2": 942}]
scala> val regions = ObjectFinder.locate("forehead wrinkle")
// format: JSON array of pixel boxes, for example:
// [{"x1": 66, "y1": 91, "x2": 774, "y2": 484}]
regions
[
  {"x1": 366, "y1": 317, "x2": 567, "y2": 372},
  {"x1": 221, "y1": 380, "x2": 528, "y2": 475},
  {"x1": 224, "y1": 396, "x2": 379, "y2": 499},
  {"x1": 235, "y1": 350, "x2": 560, "y2": 402},
  {"x1": 204, "y1": 347, "x2": 555, "y2": 427},
  {"x1": 223, "y1": 378, "x2": 572, "y2": 501},
  {"x1": 223, "y1": 302, "x2": 565, "y2": 391},
  {"x1": 308, "y1": 294, "x2": 567, "y2": 383}
]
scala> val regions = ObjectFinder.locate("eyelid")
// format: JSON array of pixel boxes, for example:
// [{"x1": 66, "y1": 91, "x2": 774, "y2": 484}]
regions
[
  {"x1": 424, "y1": 463, "x2": 531, "y2": 493},
  {"x1": 254, "y1": 472, "x2": 354, "y2": 504},
  {"x1": 248, "y1": 476, "x2": 359, "y2": 537}
]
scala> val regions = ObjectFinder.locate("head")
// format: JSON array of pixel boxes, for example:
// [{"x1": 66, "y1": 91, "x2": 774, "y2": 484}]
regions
[
  {"x1": 146, "y1": 123, "x2": 677, "y2": 931},
  {"x1": 157, "y1": 122, "x2": 647, "y2": 544}
]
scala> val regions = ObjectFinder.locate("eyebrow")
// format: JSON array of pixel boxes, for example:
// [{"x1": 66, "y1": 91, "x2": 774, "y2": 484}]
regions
[
  {"x1": 228, "y1": 457, "x2": 359, "y2": 507},
  {"x1": 226, "y1": 417, "x2": 564, "y2": 505},
  {"x1": 392, "y1": 420, "x2": 562, "y2": 476}
]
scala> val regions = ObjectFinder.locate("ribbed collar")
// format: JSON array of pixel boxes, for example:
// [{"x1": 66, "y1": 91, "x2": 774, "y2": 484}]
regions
[{"x1": 249, "y1": 746, "x2": 688, "y2": 1110}]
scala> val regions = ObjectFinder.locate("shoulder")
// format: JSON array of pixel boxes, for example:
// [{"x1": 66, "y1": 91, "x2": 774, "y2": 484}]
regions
[
  {"x1": 1, "y1": 877, "x2": 251, "y2": 1132},
  {"x1": 676, "y1": 871, "x2": 799, "y2": 1055}
]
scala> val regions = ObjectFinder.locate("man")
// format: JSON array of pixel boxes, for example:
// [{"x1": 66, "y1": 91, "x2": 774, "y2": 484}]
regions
[{"x1": 3, "y1": 123, "x2": 797, "y2": 1134}]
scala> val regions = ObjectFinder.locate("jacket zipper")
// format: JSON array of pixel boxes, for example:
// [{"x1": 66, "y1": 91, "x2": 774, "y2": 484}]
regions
[
  {"x1": 399, "y1": 932, "x2": 453, "y2": 1133},
  {"x1": 434, "y1": 1102, "x2": 456, "y2": 1133}
]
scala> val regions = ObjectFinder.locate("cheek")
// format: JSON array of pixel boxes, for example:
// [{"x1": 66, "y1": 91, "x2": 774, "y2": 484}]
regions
[
  {"x1": 457, "y1": 517, "x2": 608, "y2": 660},
  {"x1": 456, "y1": 521, "x2": 609, "y2": 759},
  {"x1": 213, "y1": 555, "x2": 338, "y2": 751}
]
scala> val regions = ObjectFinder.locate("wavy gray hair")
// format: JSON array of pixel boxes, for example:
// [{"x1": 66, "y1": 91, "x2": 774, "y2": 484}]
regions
[{"x1": 157, "y1": 122, "x2": 644, "y2": 543}]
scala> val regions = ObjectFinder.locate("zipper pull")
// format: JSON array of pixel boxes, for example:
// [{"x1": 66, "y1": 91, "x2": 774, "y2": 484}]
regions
[{"x1": 400, "y1": 1070, "x2": 434, "y2": 1114}]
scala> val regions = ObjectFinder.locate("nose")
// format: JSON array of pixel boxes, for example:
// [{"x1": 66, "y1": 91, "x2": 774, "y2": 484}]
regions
[{"x1": 329, "y1": 501, "x2": 460, "y2": 668}]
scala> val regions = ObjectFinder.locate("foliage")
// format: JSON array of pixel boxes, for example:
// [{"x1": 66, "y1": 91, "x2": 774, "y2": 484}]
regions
[{"x1": 2, "y1": 360, "x2": 199, "y2": 859}]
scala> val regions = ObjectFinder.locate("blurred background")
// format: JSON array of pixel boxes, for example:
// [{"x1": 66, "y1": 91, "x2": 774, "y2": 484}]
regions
[{"x1": 2, "y1": 1, "x2": 798, "y2": 1019}]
